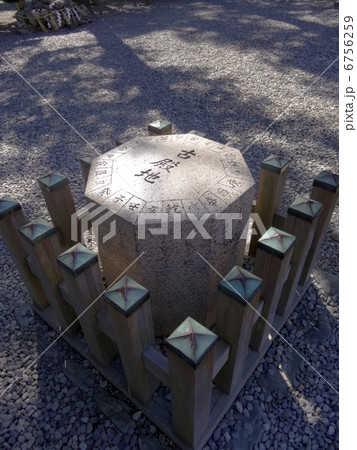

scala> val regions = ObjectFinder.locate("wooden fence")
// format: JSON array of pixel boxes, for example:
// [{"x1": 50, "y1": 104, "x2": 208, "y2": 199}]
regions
[{"x1": 0, "y1": 124, "x2": 339, "y2": 450}]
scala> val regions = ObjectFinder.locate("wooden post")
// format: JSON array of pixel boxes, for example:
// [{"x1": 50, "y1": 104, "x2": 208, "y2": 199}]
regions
[
  {"x1": 249, "y1": 227, "x2": 295, "y2": 352},
  {"x1": 148, "y1": 120, "x2": 172, "y2": 136},
  {"x1": 299, "y1": 171, "x2": 339, "y2": 286},
  {"x1": 79, "y1": 156, "x2": 93, "y2": 183},
  {"x1": 38, "y1": 172, "x2": 76, "y2": 248},
  {"x1": 214, "y1": 266, "x2": 262, "y2": 394},
  {"x1": 18, "y1": 218, "x2": 79, "y2": 333},
  {"x1": 78, "y1": 158, "x2": 96, "y2": 241},
  {"x1": 57, "y1": 243, "x2": 117, "y2": 366},
  {"x1": 249, "y1": 155, "x2": 290, "y2": 255},
  {"x1": 0, "y1": 196, "x2": 48, "y2": 309},
  {"x1": 103, "y1": 276, "x2": 160, "y2": 403},
  {"x1": 276, "y1": 196, "x2": 323, "y2": 316},
  {"x1": 166, "y1": 317, "x2": 218, "y2": 447}
]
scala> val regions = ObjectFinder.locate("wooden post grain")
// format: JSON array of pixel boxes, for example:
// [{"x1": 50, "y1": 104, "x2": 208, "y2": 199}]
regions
[
  {"x1": 166, "y1": 317, "x2": 218, "y2": 447},
  {"x1": 38, "y1": 172, "x2": 77, "y2": 248},
  {"x1": 249, "y1": 227, "x2": 295, "y2": 352},
  {"x1": 57, "y1": 243, "x2": 117, "y2": 366},
  {"x1": 18, "y1": 218, "x2": 79, "y2": 333},
  {"x1": 0, "y1": 197, "x2": 48, "y2": 309},
  {"x1": 299, "y1": 171, "x2": 339, "y2": 286},
  {"x1": 103, "y1": 276, "x2": 160, "y2": 403},
  {"x1": 249, "y1": 155, "x2": 290, "y2": 255},
  {"x1": 148, "y1": 120, "x2": 172, "y2": 136},
  {"x1": 276, "y1": 196, "x2": 323, "y2": 316},
  {"x1": 79, "y1": 156, "x2": 93, "y2": 183},
  {"x1": 214, "y1": 266, "x2": 262, "y2": 394}
]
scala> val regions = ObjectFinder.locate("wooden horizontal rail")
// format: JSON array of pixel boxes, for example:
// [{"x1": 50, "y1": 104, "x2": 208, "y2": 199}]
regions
[
  {"x1": 142, "y1": 345, "x2": 169, "y2": 386},
  {"x1": 142, "y1": 339, "x2": 230, "y2": 388},
  {"x1": 212, "y1": 339, "x2": 230, "y2": 379}
]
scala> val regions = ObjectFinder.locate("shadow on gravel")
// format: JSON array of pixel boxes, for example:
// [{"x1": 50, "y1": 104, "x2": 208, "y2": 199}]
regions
[
  {"x1": 1, "y1": 0, "x2": 338, "y2": 177},
  {"x1": 117, "y1": 0, "x2": 339, "y2": 76},
  {"x1": 242, "y1": 278, "x2": 339, "y2": 449}
]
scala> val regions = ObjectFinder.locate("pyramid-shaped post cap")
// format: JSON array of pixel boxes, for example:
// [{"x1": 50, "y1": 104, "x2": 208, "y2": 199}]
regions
[
  {"x1": 313, "y1": 171, "x2": 339, "y2": 193},
  {"x1": 258, "y1": 226, "x2": 296, "y2": 258},
  {"x1": 79, "y1": 156, "x2": 93, "y2": 167},
  {"x1": 218, "y1": 266, "x2": 262, "y2": 306},
  {"x1": 288, "y1": 195, "x2": 323, "y2": 222},
  {"x1": 165, "y1": 317, "x2": 218, "y2": 369},
  {"x1": 38, "y1": 172, "x2": 69, "y2": 192},
  {"x1": 225, "y1": 141, "x2": 245, "y2": 153},
  {"x1": 261, "y1": 155, "x2": 290, "y2": 174},
  {"x1": 57, "y1": 243, "x2": 98, "y2": 277},
  {"x1": 19, "y1": 218, "x2": 57, "y2": 245},
  {"x1": 0, "y1": 196, "x2": 21, "y2": 219},
  {"x1": 189, "y1": 130, "x2": 207, "y2": 138},
  {"x1": 115, "y1": 135, "x2": 134, "y2": 146},
  {"x1": 148, "y1": 120, "x2": 172, "y2": 134},
  {"x1": 103, "y1": 276, "x2": 149, "y2": 317}
]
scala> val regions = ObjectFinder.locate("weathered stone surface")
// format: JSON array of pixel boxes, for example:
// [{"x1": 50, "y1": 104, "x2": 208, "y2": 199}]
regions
[
  {"x1": 86, "y1": 134, "x2": 255, "y2": 335},
  {"x1": 62, "y1": 360, "x2": 96, "y2": 391},
  {"x1": 94, "y1": 391, "x2": 135, "y2": 433},
  {"x1": 139, "y1": 434, "x2": 167, "y2": 450}
]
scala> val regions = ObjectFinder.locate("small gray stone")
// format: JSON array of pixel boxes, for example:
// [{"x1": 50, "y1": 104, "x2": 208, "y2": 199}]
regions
[
  {"x1": 223, "y1": 431, "x2": 231, "y2": 442},
  {"x1": 208, "y1": 438, "x2": 217, "y2": 449},
  {"x1": 63, "y1": 405, "x2": 71, "y2": 415},
  {"x1": 235, "y1": 401, "x2": 243, "y2": 414},
  {"x1": 51, "y1": 400, "x2": 59, "y2": 412},
  {"x1": 56, "y1": 429, "x2": 62, "y2": 440},
  {"x1": 14, "y1": 304, "x2": 33, "y2": 328},
  {"x1": 132, "y1": 411, "x2": 142, "y2": 421}
]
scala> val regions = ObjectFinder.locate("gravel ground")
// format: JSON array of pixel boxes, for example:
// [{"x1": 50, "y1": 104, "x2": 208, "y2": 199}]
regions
[{"x1": 0, "y1": 0, "x2": 338, "y2": 449}]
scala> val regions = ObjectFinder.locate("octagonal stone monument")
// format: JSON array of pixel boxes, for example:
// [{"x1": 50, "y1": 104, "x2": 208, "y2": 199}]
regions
[{"x1": 85, "y1": 134, "x2": 255, "y2": 335}]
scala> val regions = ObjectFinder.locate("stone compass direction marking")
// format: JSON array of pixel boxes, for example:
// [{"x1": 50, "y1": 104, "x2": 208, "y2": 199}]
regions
[{"x1": 86, "y1": 134, "x2": 255, "y2": 224}]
